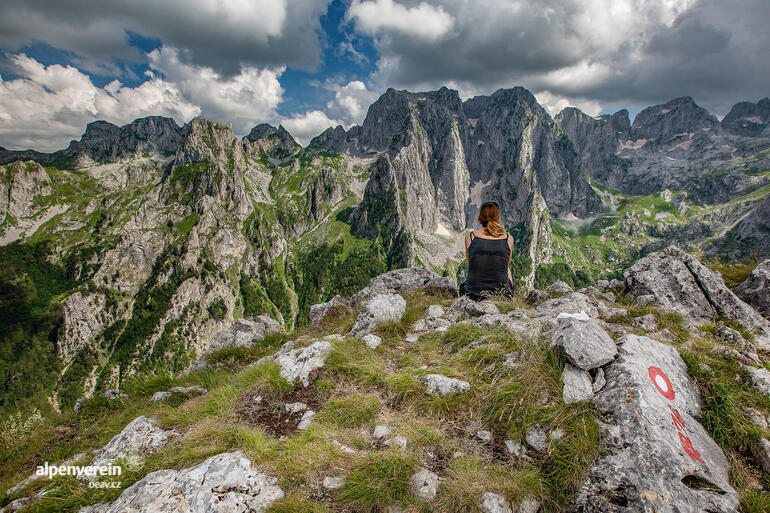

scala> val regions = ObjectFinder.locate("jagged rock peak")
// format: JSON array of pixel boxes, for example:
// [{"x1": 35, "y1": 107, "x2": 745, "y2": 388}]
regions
[
  {"x1": 175, "y1": 117, "x2": 244, "y2": 168},
  {"x1": 244, "y1": 123, "x2": 298, "y2": 155},
  {"x1": 65, "y1": 116, "x2": 184, "y2": 164},
  {"x1": 630, "y1": 96, "x2": 719, "y2": 142},
  {"x1": 721, "y1": 98, "x2": 770, "y2": 136}
]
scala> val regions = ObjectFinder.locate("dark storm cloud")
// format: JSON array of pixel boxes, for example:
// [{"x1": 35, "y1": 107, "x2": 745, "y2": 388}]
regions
[
  {"x1": 0, "y1": 0, "x2": 332, "y2": 76},
  {"x1": 348, "y1": 0, "x2": 770, "y2": 116}
]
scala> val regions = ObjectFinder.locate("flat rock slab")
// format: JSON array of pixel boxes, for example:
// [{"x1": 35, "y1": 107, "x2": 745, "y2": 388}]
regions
[
  {"x1": 576, "y1": 334, "x2": 738, "y2": 512},
  {"x1": 79, "y1": 451, "x2": 283, "y2": 513},
  {"x1": 553, "y1": 317, "x2": 617, "y2": 370}
]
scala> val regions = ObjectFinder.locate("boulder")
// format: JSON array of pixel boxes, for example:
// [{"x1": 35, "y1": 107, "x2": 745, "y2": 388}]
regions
[
  {"x1": 309, "y1": 294, "x2": 349, "y2": 327},
  {"x1": 351, "y1": 268, "x2": 456, "y2": 306},
  {"x1": 735, "y1": 259, "x2": 770, "y2": 319},
  {"x1": 562, "y1": 364, "x2": 594, "y2": 403},
  {"x1": 623, "y1": 245, "x2": 770, "y2": 348},
  {"x1": 351, "y1": 293, "x2": 406, "y2": 335},
  {"x1": 411, "y1": 469, "x2": 439, "y2": 501},
  {"x1": 422, "y1": 374, "x2": 471, "y2": 397},
  {"x1": 322, "y1": 476, "x2": 346, "y2": 490},
  {"x1": 78, "y1": 451, "x2": 282, "y2": 513},
  {"x1": 752, "y1": 438, "x2": 770, "y2": 473},
  {"x1": 480, "y1": 492, "x2": 512, "y2": 513},
  {"x1": 208, "y1": 315, "x2": 280, "y2": 353},
  {"x1": 426, "y1": 304, "x2": 445, "y2": 319},
  {"x1": 552, "y1": 317, "x2": 617, "y2": 371},
  {"x1": 273, "y1": 340, "x2": 333, "y2": 387},
  {"x1": 90, "y1": 416, "x2": 175, "y2": 471},
  {"x1": 373, "y1": 425, "x2": 391, "y2": 440},
  {"x1": 575, "y1": 334, "x2": 738, "y2": 512}
]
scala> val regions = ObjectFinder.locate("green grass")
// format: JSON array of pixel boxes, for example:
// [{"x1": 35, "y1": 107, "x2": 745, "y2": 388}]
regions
[
  {"x1": 316, "y1": 393, "x2": 381, "y2": 428},
  {"x1": 333, "y1": 454, "x2": 417, "y2": 512}
]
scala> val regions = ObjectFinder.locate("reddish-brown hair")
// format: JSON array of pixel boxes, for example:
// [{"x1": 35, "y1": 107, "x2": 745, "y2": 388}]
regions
[{"x1": 478, "y1": 201, "x2": 506, "y2": 237}]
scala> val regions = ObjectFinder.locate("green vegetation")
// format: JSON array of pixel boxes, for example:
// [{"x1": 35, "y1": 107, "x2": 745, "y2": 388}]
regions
[{"x1": 0, "y1": 242, "x2": 78, "y2": 414}]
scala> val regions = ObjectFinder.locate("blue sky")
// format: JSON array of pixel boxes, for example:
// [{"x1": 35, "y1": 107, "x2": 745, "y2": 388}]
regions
[{"x1": 0, "y1": 0, "x2": 767, "y2": 150}]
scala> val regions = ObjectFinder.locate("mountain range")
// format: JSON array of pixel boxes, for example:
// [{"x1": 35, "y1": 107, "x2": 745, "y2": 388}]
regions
[{"x1": 1, "y1": 85, "x2": 769, "y2": 416}]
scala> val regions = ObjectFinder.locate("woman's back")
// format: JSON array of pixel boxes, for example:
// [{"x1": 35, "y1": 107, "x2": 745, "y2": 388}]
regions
[{"x1": 465, "y1": 231, "x2": 512, "y2": 297}]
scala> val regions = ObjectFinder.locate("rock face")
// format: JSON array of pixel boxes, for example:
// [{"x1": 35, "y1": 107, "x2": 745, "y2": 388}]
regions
[
  {"x1": 552, "y1": 317, "x2": 617, "y2": 370},
  {"x1": 321, "y1": 86, "x2": 600, "y2": 266},
  {"x1": 244, "y1": 123, "x2": 298, "y2": 157},
  {"x1": 90, "y1": 416, "x2": 175, "y2": 470},
  {"x1": 631, "y1": 97, "x2": 719, "y2": 143},
  {"x1": 79, "y1": 451, "x2": 283, "y2": 513},
  {"x1": 576, "y1": 334, "x2": 738, "y2": 512},
  {"x1": 735, "y1": 259, "x2": 770, "y2": 318},
  {"x1": 624, "y1": 246, "x2": 770, "y2": 348},
  {"x1": 0, "y1": 161, "x2": 52, "y2": 222},
  {"x1": 351, "y1": 293, "x2": 407, "y2": 335},
  {"x1": 721, "y1": 98, "x2": 770, "y2": 137}
]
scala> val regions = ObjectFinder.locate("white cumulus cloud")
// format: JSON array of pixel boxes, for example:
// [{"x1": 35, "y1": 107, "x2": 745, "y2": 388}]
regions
[
  {"x1": 0, "y1": 49, "x2": 285, "y2": 152},
  {"x1": 347, "y1": 0, "x2": 455, "y2": 41},
  {"x1": 280, "y1": 110, "x2": 344, "y2": 146}
]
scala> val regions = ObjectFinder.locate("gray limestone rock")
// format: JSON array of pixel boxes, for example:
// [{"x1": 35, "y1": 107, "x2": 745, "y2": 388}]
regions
[
  {"x1": 90, "y1": 416, "x2": 175, "y2": 471},
  {"x1": 480, "y1": 492, "x2": 512, "y2": 513},
  {"x1": 624, "y1": 246, "x2": 770, "y2": 348},
  {"x1": 445, "y1": 296, "x2": 500, "y2": 321},
  {"x1": 524, "y1": 426, "x2": 548, "y2": 453},
  {"x1": 735, "y1": 259, "x2": 770, "y2": 319},
  {"x1": 351, "y1": 293, "x2": 407, "y2": 335},
  {"x1": 423, "y1": 373, "x2": 471, "y2": 397},
  {"x1": 411, "y1": 469, "x2": 440, "y2": 502},
  {"x1": 309, "y1": 295, "x2": 350, "y2": 327},
  {"x1": 742, "y1": 365, "x2": 770, "y2": 396},
  {"x1": 361, "y1": 333, "x2": 383, "y2": 349},
  {"x1": 575, "y1": 334, "x2": 738, "y2": 512},
  {"x1": 78, "y1": 451, "x2": 282, "y2": 513},
  {"x1": 553, "y1": 317, "x2": 617, "y2": 370},
  {"x1": 562, "y1": 364, "x2": 594, "y2": 403},
  {"x1": 273, "y1": 340, "x2": 333, "y2": 387}
]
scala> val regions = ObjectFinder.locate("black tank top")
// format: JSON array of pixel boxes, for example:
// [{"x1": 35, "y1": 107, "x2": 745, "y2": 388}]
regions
[{"x1": 466, "y1": 231, "x2": 513, "y2": 296}]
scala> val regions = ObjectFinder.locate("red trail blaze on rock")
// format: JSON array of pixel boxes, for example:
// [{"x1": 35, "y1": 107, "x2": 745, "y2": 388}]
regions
[{"x1": 648, "y1": 365, "x2": 705, "y2": 464}]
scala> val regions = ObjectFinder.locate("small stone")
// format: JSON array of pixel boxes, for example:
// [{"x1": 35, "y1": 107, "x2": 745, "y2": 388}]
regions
[
  {"x1": 592, "y1": 368, "x2": 606, "y2": 393},
  {"x1": 452, "y1": 451, "x2": 465, "y2": 459},
  {"x1": 373, "y1": 425, "x2": 391, "y2": 440},
  {"x1": 502, "y1": 351, "x2": 524, "y2": 369},
  {"x1": 411, "y1": 469, "x2": 439, "y2": 501},
  {"x1": 516, "y1": 498, "x2": 542, "y2": 513},
  {"x1": 476, "y1": 430, "x2": 493, "y2": 442},
  {"x1": 361, "y1": 333, "x2": 382, "y2": 349},
  {"x1": 423, "y1": 374, "x2": 471, "y2": 397},
  {"x1": 633, "y1": 313, "x2": 657, "y2": 331},
  {"x1": 562, "y1": 364, "x2": 594, "y2": 403},
  {"x1": 743, "y1": 365, "x2": 770, "y2": 396},
  {"x1": 151, "y1": 391, "x2": 172, "y2": 402},
  {"x1": 405, "y1": 333, "x2": 419, "y2": 343},
  {"x1": 297, "y1": 410, "x2": 315, "y2": 430},
  {"x1": 332, "y1": 440, "x2": 357, "y2": 454},
  {"x1": 698, "y1": 363, "x2": 712, "y2": 374},
  {"x1": 525, "y1": 426, "x2": 548, "y2": 453},
  {"x1": 284, "y1": 402, "x2": 307, "y2": 413},
  {"x1": 480, "y1": 491, "x2": 512, "y2": 513},
  {"x1": 324, "y1": 334, "x2": 344, "y2": 342},
  {"x1": 322, "y1": 476, "x2": 345, "y2": 490},
  {"x1": 384, "y1": 436, "x2": 407, "y2": 450},
  {"x1": 426, "y1": 305, "x2": 445, "y2": 319},
  {"x1": 504, "y1": 439, "x2": 527, "y2": 458},
  {"x1": 102, "y1": 389, "x2": 124, "y2": 400}
]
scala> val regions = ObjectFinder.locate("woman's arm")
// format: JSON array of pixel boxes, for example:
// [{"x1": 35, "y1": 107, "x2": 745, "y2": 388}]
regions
[
  {"x1": 464, "y1": 231, "x2": 472, "y2": 263},
  {"x1": 507, "y1": 236, "x2": 514, "y2": 283}
]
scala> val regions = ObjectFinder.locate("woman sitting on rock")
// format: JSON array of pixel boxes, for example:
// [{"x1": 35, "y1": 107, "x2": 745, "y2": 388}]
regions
[{"x1": 459, "y1": 201, "x2": 515, "y2": 300}]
